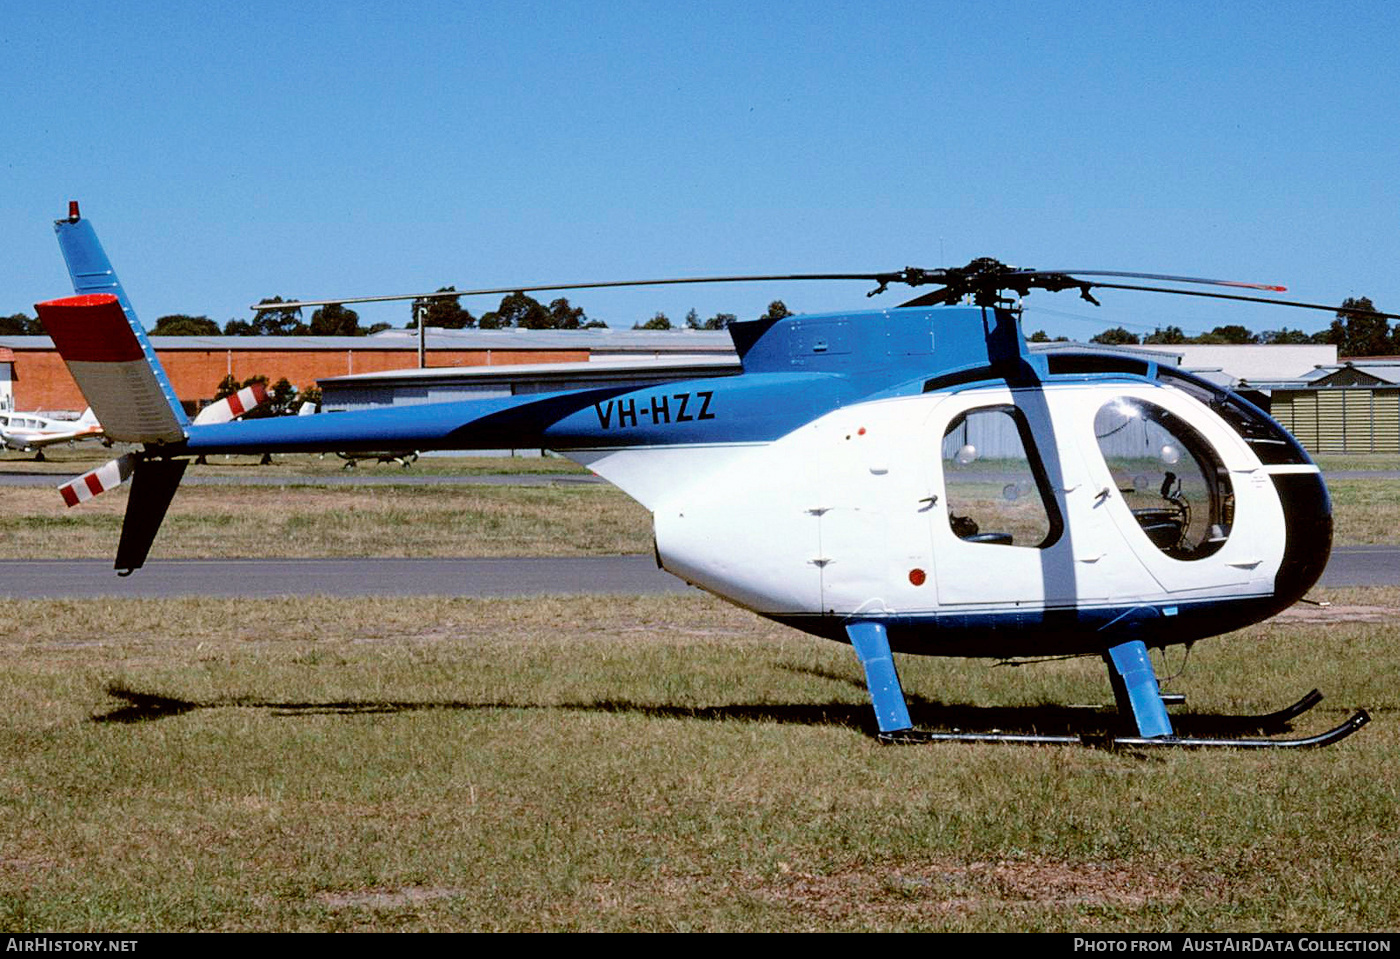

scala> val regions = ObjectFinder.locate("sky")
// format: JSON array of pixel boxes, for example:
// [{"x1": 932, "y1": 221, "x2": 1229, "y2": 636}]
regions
[{"x1": 1, "y1": 0, "x2": 1397, "y2": 341}]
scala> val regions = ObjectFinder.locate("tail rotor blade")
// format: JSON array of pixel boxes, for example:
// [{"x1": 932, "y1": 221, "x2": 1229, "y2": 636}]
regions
[
  {"x1": 192, "y1": 381, "x2": 270, "y2": 425},
  {"x1": 58, "y1": 454, "x2": 136, "y2": 507}
]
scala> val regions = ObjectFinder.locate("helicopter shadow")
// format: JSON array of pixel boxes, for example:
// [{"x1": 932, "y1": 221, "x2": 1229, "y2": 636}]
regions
[
  {"x1": 774, "y1": 663, "x2": 1312, "y2": 738},
  {"x1": 92, "y1": 676, "x2": 1312, "y2": 740}
]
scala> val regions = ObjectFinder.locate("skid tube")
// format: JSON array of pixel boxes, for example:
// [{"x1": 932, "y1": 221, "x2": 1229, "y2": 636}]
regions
[
  {"x1": 877, "y1": 709, "x2": 1370, "y2": 749},
  {"x1": 846, "y1": 624, "x2": 1371, "y2": 751},
  {"x1": 1248, "y1": 687, "x2": 1325, "y2": 730}
]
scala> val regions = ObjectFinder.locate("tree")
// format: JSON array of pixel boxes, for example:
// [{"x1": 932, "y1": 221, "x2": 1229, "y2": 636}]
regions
[
  {"x1": 152, "y1": 314, "x2": 221, "y2": 336},
  {"x1": 1193, "y1": 324, "x2": 1259, "y2": 345},
  {"x1": 475, "y1": 292, "x2": 589, "y2": 329},
  {"x1": 0, "y1": 313, "x2": 40, "y2": 335},
  {"x1": 1090, "y1": 327, "x2": 1141, "y2": 345},
  {"x1": 759, "y1": 300, "x2": 792, "y2": 321},
  {"x1": 634, "y1": 312, "x2": 672, "y2": 330},
  {"x1": 227, "y1": 297, "x2": 306, "y2": 335},
  {"x1": 1260, "y1": 328, "x2": 1313, "y2": 345},
  {"x1": 537, "y1": 297, "x2": 585, "y2": 330},
  {"x1": 295, "y1": 385, "x2": 322, "y2": 413},
  {"x1": 266, "y1": 377, "x2": 297, "y2": 414},
  {"x1": 689, "y1": 310, "x2": 735, "y2": 330},
  {"x1": 410, "y1": 287, "x2": 476, "y2": 329},
  {"x1": 213, "y1": 374, "x2": 242, "y2": 400},
  {"x1": 1143, "y1": 325, "x2": 1188, "y2": 345},
  {"x1": 1027, "y1": 330, "x2": 1051, "y2": 342},
  {"x1": 479, "y1": 292, "x2": 547, "y2": 329},
  {"x1": 309, "y1": 303, "x2": 361, "y2": 336},
  {"x1": 1321, "y1": 296, "x2": 1391, "y2": 357}
]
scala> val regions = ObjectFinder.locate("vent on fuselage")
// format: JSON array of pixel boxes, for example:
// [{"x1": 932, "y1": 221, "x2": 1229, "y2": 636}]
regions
[{"x1": 1046, "y1": 354, "x2": 1150, "y2": 377}]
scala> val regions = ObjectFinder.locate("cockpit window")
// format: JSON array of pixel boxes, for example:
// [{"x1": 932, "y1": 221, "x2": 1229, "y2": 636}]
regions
[
  {"x1": 1156, "y1": 367, "x2": 1313, "y2": 466},
  {"x1": 941, "y1": 405, "x2": 1060, "y2": 549},
  {"x1": 1094, "y1": 398, "x2": 1233, "y2": 560}
]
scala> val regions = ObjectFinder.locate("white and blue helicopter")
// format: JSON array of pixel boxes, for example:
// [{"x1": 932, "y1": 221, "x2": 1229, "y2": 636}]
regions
[{"x1": 38, "y1": 203, "x2": 1394, "y2": 749}]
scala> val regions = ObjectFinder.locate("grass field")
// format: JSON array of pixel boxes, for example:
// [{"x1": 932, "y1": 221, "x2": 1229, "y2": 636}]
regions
[
  {"x1": 0, "y1": 484, "x2": 653, "y2": 559},
  {"x1": 2, "y1": 451, "x2": 1398, "y2": 931},
  {"x1": 0, "y1": 590, "x2": 1395, "y2": 932}
]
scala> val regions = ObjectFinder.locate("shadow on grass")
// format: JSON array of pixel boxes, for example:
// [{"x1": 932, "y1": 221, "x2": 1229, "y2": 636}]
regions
[{"x1": 93, "y1": 681, "x2": 1332, "y2": 740}]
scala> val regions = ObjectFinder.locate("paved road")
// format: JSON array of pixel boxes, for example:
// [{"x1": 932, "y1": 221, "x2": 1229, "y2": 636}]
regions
[
  {"x1": 0, "y1": 471, "x2": 604, "y2": 488},
  {"x1": 3, "y1": 468, "x2": 1394, "y2": 487},
  {"x1": 0, "y1": 555, "x2": 692, "y2": 599},
  {"x1": 1316, "y1": 545, "x2": 1400, "y2": 588},
  {"x1": 0, "y1": 547, "x2": 1395, "y2": 599}
]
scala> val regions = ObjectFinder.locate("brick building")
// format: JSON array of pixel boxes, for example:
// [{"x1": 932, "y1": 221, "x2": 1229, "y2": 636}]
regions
[{"x1": 0, "y1": 327, "x2": 730, "y2": 414}]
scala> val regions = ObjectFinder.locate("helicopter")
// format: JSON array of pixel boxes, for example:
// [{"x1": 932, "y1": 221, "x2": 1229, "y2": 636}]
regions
[{"x1": 37, "y1": 202, "x2": 1399, "y2": 749}]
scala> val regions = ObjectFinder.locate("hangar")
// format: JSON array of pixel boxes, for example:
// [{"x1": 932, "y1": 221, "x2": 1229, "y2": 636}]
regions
[{"x1": 1268, "y1": 361, "x2": 1400, "y2": 454}]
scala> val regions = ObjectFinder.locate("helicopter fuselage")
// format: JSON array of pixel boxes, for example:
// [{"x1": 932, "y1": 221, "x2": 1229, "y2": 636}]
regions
[
  {"x1": 173, "y1": 303, "x2": 1330, "y2": 661},
  {"x1": 643, "y1": 374, "x2": 1327, "y2": 657}
]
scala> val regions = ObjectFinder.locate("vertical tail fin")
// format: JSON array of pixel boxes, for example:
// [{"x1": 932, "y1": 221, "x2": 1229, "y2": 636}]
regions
[
  {"x1": 52, "y1": 202, "x2": 189, "y2": 431},
  {"x1": 45, "y1": 204, "x2": 194, "y2": 575}
]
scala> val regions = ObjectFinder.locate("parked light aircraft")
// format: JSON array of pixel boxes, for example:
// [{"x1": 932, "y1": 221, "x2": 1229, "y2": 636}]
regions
[
  {"x1": 0, "y1": 407, "x2": 102, "y2": 458},
  {"x1": 37, "y1": 203, "x2": 1399, "y2": 748}
]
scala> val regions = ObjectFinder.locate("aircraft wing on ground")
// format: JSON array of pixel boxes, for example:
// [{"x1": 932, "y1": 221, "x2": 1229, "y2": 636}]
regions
[{"x1": 0, "y1": 409, "x2": 104, "y2": 452}]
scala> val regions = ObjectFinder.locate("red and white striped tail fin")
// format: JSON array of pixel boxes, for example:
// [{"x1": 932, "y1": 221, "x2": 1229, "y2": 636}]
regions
[
  {"x1": 192, "y1": 382, "x2": 269, "y2": 425},
  {"x1": 58, "y1": 454, "x2": 136, "y2": 507},
  {"x1": 34, "y1": 294, "x2": 187, "y2": 445}
]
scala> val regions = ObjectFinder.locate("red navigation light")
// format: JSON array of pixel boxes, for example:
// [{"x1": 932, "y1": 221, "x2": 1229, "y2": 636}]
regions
[{"x1": 67, "y1": 200, "x2": 80, "y2": 222}]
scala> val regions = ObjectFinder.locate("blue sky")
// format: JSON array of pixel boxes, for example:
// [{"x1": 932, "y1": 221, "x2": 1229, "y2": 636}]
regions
[{"x1": 2, "y1": 1, "x2": 1396, "y2": 340}]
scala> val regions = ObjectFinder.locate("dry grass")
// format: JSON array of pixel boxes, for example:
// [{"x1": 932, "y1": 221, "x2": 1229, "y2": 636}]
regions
[
  {"x1": 0, "y1": 483, "x2": 652, "y2": 558},
  {"x1": 0, "y1": 590, "x2": 1396, "y2": 931}
]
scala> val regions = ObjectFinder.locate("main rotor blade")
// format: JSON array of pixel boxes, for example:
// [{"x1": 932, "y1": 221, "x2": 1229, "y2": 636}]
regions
[
  {"x1": 1020, "y1": 270, "x2": 1287, "y2": 293},
  {"x1": 1084, "y1": 281, "x2": 1400, "y2": 321},
  {"x1": 250, "y1": 272, "x2": 905, "y2": 312}
]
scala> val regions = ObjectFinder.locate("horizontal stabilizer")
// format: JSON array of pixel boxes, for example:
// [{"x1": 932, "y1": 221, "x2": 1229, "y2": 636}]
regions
[
  {"x1": 35, "y1": 294, "x2": 187, "y2": 445},
  {"x1": 58, "y1": 454, "x2": 136, "y2": 507}
]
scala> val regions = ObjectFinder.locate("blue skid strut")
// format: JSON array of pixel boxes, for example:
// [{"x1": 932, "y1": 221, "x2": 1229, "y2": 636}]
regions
[
  {"x1": 1104, "y1": 640, "x2": 1174, "y2": 738},
  {"x1": 845, "y1": 621, "x2": 912, "y2": 734},
  {"x1": 844, "y1": 623, "x2": 1368, "y2": 748}
]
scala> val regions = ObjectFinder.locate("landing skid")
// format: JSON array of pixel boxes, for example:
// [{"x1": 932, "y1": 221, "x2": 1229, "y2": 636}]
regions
[
  {"x1": 1249, "y1": 687, "x2": 1324, "y2": 730},
  {"x1": 878, "y1": 709, "x2": 1370, "y2": 750},
  {"x1": 844, "y1": 621, "x2": 1371, "y2": 751}
]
